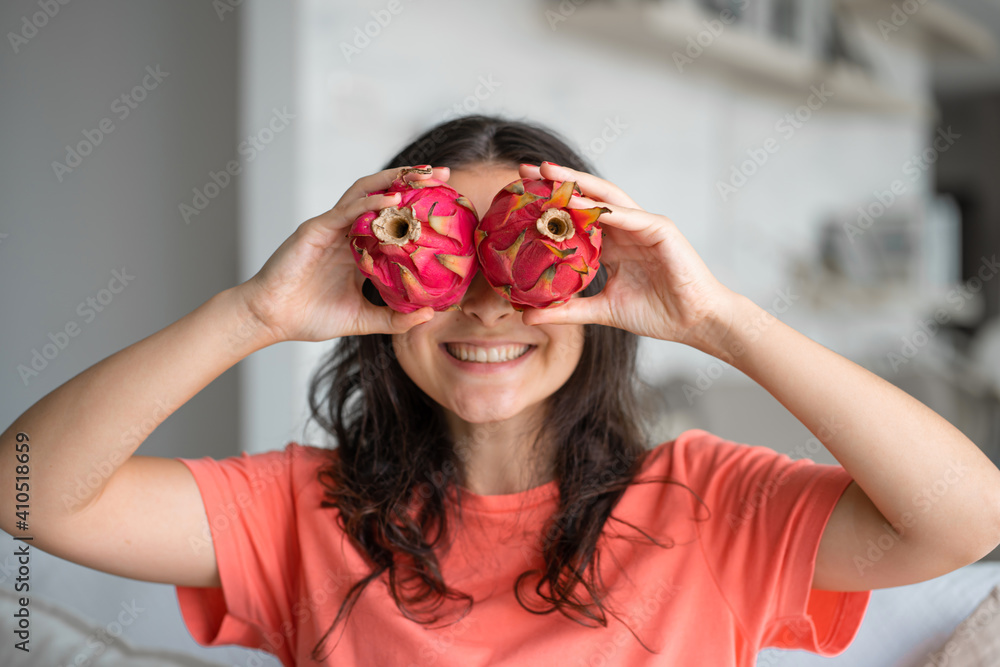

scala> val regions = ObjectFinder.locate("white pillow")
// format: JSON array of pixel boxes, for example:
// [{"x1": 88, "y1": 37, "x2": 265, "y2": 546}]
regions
[{"x1": 921, "y1": 584, "x2": 1000, "y2": 667}]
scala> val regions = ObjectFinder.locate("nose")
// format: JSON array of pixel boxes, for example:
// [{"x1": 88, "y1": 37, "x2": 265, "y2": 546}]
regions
[{"x1": 459, "y1": 271, "x2": 515, "y2": 326}]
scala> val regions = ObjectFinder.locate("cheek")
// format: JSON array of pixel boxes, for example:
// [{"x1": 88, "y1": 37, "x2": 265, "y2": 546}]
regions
[
  {"x1": 544, "y1": 327, "x2": 586, "y2": 369},
  {"x1": 392, "y1": 332, "x2": 436, "y2": 386}
]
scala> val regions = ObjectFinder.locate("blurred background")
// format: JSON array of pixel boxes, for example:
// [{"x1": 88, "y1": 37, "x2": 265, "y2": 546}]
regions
[{"x1": 1, "y1": 0, "x2": 999, "y2": 665}]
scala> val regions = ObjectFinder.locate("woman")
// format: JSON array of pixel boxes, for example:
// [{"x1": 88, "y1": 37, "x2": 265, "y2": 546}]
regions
[{"x1": 2, "y1": 115, "x2": 999, "y2": 666}]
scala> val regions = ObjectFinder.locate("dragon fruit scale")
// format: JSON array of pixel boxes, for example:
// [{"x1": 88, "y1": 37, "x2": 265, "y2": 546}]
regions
[
  {"x1": 348, "y1": 168, "x2": 479, "y2": 313},
  {"x1": 475, "y1": 178, "x2": 607, "y2": 309}
]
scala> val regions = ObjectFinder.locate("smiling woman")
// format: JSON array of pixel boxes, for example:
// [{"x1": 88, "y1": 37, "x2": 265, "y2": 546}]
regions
[
  {"x1": 276, "y1": 116, "x2": 862, "y2": 663},
  {"x1": 391, "y1": 167, "x2": 589, "y2": 439},
  {"x1": 4, "y1": 114, "x2": 1000, "y2": 667},
  {"x1": 301, "y1": 125, "x2": 661, "y2": 660}
]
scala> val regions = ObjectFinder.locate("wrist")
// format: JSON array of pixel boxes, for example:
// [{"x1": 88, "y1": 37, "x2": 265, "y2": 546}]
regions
[
  {"x1": 686, "y1": 292, "x2": 767, "y2": 364},
  {"x1": 216, "y1": 285, "x2": 282, "y2": 354}
]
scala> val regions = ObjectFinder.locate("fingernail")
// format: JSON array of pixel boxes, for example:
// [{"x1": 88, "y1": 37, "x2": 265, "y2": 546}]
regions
[
  {"x1": 542, "y1": 161, "x2": 558, "y2": 166},
  {"x1": 415, "y1": 164, "x2": 430, "y2": 169}
]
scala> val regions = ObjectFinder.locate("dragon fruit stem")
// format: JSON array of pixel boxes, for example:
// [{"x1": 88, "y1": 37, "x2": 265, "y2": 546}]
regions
[
  {"x1": 372, "y1": 207, "x2": 421, "y2": 246},
  {"x1": 537, "y1": 209, "x2": 574, "y2": 242}
]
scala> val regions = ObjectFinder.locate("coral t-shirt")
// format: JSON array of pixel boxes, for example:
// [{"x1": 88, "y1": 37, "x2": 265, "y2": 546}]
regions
[{"x1": 174, "y1": 429, "x2": 870, "y2": 666}]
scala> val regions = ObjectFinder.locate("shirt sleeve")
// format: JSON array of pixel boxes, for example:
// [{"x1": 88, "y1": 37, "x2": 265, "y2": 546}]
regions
[
  {"x1": 173, "y1": 443, "x2": 304, "y2": 663},
  {"x1": 680, "y1": 429, "x2": 870, "y2": 656}
]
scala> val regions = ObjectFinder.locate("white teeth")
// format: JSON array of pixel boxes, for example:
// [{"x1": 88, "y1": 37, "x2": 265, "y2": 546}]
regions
[{"x1": 445, "y1": 343, "x2": 531, "y2": 364}]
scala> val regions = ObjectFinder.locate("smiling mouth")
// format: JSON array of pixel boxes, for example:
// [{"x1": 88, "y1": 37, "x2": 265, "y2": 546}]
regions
[{"x1": 444, "y1": 343, "x2": 534, "y2": 363}]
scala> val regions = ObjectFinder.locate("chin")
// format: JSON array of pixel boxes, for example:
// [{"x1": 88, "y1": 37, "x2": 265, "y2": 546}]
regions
[{"x1": 448, "y1": 389, "x2": 530, "y2": 425}]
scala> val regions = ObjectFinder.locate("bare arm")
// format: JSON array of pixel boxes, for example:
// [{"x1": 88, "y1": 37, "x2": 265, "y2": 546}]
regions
[
  {"x1": 0, "y1": 165, "x2": 439, "y2": 589},
  {"x1": 517, "y1": 160, "x2": 1000, "y2": 592},
  {"x1": 0, "y1": 287, "x2": 272, "y2": 587},
  {"x1": 699, "y1": 294, "x2": 1000, "y2": 591}
]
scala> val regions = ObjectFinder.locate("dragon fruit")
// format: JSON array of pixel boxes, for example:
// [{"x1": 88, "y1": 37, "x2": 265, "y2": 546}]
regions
[
  {"x1": 475, "y1": 178, "x2": 606, "y2": 309},
  {"x1": 349, "y1": 168, "x2": 479, "y2": 313}
]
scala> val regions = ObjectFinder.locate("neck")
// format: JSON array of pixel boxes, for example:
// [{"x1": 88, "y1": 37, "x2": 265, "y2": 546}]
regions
[{"x1": 444, "y1": 407, "x2": 555, "y2": 496}]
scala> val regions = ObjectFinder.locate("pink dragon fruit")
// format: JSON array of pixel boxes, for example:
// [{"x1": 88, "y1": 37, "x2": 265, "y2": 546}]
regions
[
  {"x1": 349, "y1": 168, "x2": 479, "y2": 313},
  {"x1": 475, "y1": 178, "x2": 606, "y2": 309}
]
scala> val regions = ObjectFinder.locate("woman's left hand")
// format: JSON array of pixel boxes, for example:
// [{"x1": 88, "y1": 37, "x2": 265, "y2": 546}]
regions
[{"x1": 518, "y1": 162, "x2": 739, "y2": 351}]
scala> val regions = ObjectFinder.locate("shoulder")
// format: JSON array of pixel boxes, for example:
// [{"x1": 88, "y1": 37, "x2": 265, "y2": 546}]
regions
[
  {"x1": 282, "y1": 441, "x2": 337, "y2": 464},
  {"x1": 639, "y1": 428, "x2": 780, "y2": 482},
  {"x1": 182, "y1": 442, "x2": 338, "y2": 503},
  {"x1": 278, "y1": 442, "x2": 338, "y2": 492},
  {"x1": 215, "y1": 441, "x2": 335, "y2": 470},
  {"x1": 634, "y1": 432, "x2": 869, "y2": 654},
  {"x1": 631, "y1": 429, "x2": 851, "y2": 525}
]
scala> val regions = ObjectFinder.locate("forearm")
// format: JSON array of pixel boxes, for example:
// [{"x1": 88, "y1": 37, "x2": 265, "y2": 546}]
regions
[
  {"x1": 0, "y1": 286, "x2": 273, "y2": 526},
  {"x1": 696, "y1": 293, "x2": 1000, "y2": 559}
]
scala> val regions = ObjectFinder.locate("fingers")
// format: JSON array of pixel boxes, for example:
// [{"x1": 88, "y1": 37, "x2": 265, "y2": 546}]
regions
[
  {"x1": 340, "y1": 192, "x2": 401, "y2": 227},
  {"x1": 520, "y1": 295, "x2": 608, "y2": 328},
  {"x1": 518, "y1": 163, "x2": 543, "y2": 180},
  {"x1": 298, "y1": 192, "x2": 396, "y2": 241},
  {"x1": 334, "y1": 167, "x2": 406, "y2": 209},
  {"x1": 345, "y1": 164, "x2": 449, "y2": 223},
  {"x1": 518, "y1": 164, "x2": 670, "y2": 248},
  {"x1": 307, "y1": 164, "x2": 453, "y2": 236},
  {"x1": 360, "y1": 304, "x2": 435, "y2": 336},
  {"x1": 538, "y1": 161, "x2": 640, "y2": 209},
  {"x1": 404, "y1": 165, "x2": 450, "y2": 183},
  {"x1": 569, "y1": 195, "x2": 674, "y2": 247},
  {"x1": 335, "y1": 165, "x2": 448, "y2": 210}
]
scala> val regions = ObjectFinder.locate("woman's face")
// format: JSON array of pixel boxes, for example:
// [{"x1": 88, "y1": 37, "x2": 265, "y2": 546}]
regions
[{"x1": 392, "y1": 163, "x2": 585, "y2": 426}]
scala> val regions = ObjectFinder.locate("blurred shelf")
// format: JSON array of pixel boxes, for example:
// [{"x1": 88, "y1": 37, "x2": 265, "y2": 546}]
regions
[
  {"x1": 837, "y1": 0, "x2": 997, "y2": 60},
  {"x1": 557, "y1": 0, "x2": 941, "y2": 115}
]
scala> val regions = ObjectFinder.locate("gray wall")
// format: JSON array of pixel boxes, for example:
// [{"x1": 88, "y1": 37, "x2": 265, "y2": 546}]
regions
[
  {"x1": 0, "y1": 0, "x2": 264, "y2": 662},
  {"x1": 1, "y1": 2, "x2": 242, "y2": 457}
]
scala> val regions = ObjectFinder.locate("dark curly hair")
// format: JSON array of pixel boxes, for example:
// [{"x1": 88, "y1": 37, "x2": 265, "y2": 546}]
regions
[{"x1": 306, "y1": 115, "x2": 687, "y2": 661}]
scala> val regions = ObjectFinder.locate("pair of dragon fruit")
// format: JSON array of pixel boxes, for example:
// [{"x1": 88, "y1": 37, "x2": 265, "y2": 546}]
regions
[{"x1": 348, "y1": 168, "x2": 607, "y2": 313}]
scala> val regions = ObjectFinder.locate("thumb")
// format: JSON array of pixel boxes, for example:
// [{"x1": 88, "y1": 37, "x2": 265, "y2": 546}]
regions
[
  {"x1": 351, "y1": 301, "x2": 434, "y2": 336},
  {"x1": 378, "y1": 305, "x2": 435, "y2": 334},
  {"x1": 520, "y1": 296, "x2": 606, "y2": 327}
]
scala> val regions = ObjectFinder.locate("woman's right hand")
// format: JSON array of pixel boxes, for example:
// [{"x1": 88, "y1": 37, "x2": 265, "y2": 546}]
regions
[{"x1": 235, "y1": 166, "x2": 441, "y2": 344}]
